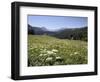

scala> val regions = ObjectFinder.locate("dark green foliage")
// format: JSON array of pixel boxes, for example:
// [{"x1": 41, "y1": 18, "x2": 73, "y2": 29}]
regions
[
  {"x1": 28, "y1": 24, "x2": 35, "y2": 34},
  {"x1": 53, "y1": 27, "x2": 88, "y2": 41}
]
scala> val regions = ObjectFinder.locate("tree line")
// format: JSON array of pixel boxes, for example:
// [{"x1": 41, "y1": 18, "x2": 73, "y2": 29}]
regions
[{"x1": 28, "y1": 24, "x2": 88, "y2": 41}]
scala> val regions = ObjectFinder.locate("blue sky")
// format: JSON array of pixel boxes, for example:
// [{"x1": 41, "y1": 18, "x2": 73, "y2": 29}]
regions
[{"x1": 28, "y1": 15, "x2": 88, "y2": 31}]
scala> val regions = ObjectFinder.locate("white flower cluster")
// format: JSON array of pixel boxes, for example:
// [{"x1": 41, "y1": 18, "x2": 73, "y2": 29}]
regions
[
  {"x1": 39, "y1": 54, "x2": 47, "y2": 56},
  {"x1": 52, "y1": 49, "x2": 58, "y2": 52},
  {"x1": 46, "y1": 57, "x2": 53, "y2": 61},
  {"x1": 74, "y1": 52, "x2": 79, "y2": 55},
  {"x1": 70, "y1": 52, "x2": 79, "y2": 56},
  {"x1": 56, "y1": 56, "x2": 62, "y2": 60},
  {"x1": 39, "y1": 49, "x2": 58, "y2": 57}
]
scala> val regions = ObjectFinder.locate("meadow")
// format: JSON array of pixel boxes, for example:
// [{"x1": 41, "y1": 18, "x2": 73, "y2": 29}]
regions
[{"x1": 28, "y1": 35, "x2": 87, "y2": 66}]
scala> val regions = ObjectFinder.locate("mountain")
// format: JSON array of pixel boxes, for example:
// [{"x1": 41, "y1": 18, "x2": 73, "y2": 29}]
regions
[
  {"x1": 41, "y1": 27, "x2": 48, "y2": 31},
  {"x1": 28, "y1": 24, "x2": 35, "y2": 34},
  {"x1": 28, "y1": 24, "x2": 55, "y2": 35},
  {"x1": 28, "y1": 24, "x2": 87, "y2": 41}
]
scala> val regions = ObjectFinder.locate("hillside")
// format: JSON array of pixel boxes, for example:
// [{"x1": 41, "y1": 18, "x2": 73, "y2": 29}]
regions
[
  {"x1": 28, "y1": 35, "x2": 87, "y2": 66},
  {"x1": 54, "y1": 27, "x2": 87, "y2": 41}
]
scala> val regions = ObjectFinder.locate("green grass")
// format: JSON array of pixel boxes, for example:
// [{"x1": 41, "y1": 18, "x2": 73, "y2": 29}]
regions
[{"x1": 28, "y1": 35, "x2": 87, "y2": 66}]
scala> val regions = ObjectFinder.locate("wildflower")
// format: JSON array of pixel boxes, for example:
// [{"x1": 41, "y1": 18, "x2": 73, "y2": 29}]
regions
[
  {"x1": 39, "y1": 54, "x2": 47, "y2": 56},
  {"x1": 56, "y1": 56, "x2": 62, "y2": 60},
  {"x1": 46, "y1": 57, "x2": 53, "y2": 61},
  {"x1": 74, "y1": 52, "x2": 79, "y2": 55},
  {"x1": 41, "y1": 49, "x2": 47, "y2": 53},
  {"x1": 52, "y1": 49, "x2": 58, "y2": 52},
  {"x1": 43, "y1": 54, "x2": 47, "y2": 56},
  {"x1": 39, "y1": 54, "x2": 43, "y2": 56},
  {"x1": 56, "y1": 56, "x2": 63, "y2": 61},
  {"x1": 70, "y1": 53, "x2": 73, "y2": 56},
  {"x1": 47, "y1": 51, "x2": 54, "y2": 54}
]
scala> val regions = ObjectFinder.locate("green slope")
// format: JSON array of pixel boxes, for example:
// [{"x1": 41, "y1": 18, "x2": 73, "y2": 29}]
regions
[{"x1": 28, "y1": 35, "x2": 87, "y2": 66}]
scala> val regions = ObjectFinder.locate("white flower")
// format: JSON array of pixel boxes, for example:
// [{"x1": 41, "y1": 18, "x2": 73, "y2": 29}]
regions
[
  {"x1": 47, "y1": 51, "x2": 54, "y2": 54},
  {"x1": 46, "y1": 57, "x2": 53, "y2": 61},
  {"x1": 39, "y1": 54, "x2": 43, "y2": 56},
  {"x1": 74, "y1": 52, "x2": 79, "y2": 55},
  {"x1": 56, "y1": 56, "x2": 63, "y2": 61},
  {"x1": 43, "y1": 54, "x2": 47, "y2": 56},
  {"x1": 39, "y1": 54, "x2": 47, "y2": 56},
  {"x1": 52, "y1": 49, "x2": 58, "y2": 52},
  {"x1": 70, "y1": 53, "x2": 73, "y2": 56},
  {"x1": 56, "y1": 56, "x2": 62, "y2": 60}
]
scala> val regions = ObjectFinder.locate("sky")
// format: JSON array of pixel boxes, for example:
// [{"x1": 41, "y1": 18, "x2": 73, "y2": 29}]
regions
[{"x1": 28, "y1": 15, "x2": 88, "y2": 31}]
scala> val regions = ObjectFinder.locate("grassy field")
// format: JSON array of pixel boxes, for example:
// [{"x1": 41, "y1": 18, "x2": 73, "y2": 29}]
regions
[{"x1": 28, "y1": 35, "x2": 87, "y2": 66}]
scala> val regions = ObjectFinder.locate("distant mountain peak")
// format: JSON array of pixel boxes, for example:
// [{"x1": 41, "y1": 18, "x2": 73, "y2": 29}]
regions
[{"x1": 41, "y1": 27, "x2": 48, "y2": 31}]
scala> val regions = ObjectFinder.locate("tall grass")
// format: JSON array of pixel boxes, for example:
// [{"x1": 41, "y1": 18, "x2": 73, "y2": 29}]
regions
[{"x1": 28, "y1": 35, "x2": 87, "y2": 66}]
